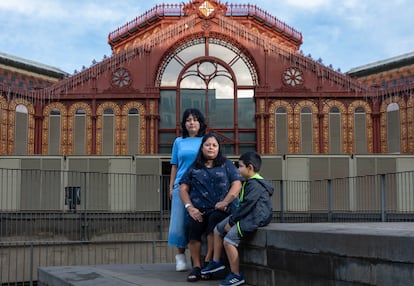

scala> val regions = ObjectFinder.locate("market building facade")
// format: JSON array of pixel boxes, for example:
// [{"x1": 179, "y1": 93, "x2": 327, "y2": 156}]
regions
[{"x1": 1, "y1": 0, "x2": 414, "y2": 157}]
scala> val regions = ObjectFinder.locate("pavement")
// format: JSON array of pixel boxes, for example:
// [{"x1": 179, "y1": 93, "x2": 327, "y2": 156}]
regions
[{"x1": 38, "y1": 263, "x2": 242, "y2": 286}]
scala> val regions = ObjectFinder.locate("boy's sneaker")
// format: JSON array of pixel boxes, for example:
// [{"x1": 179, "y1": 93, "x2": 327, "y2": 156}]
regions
[
  {"x1": 200, "y1": 260, "x2": 225, "y2": 274},
  {"x1": 219, "y1": 272, "x2": 245, "y2": 286}
]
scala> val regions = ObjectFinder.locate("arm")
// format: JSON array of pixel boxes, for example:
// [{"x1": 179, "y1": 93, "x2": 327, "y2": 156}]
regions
[
  {"x1": 230, "y1": 180, "x2": 262, "y2": 223},
  {"x1": 216, "y1": 159, "x2": 242, "y2": 211},
  {"x1": 169, "y1": 164, "x2": 177, "y2": 199},
  {"x1": 179, "y1": 183, "x2": 203, "y2": 222},
  {"x1": 216, "y1": 180, "x2": 242, "y2": 211}
]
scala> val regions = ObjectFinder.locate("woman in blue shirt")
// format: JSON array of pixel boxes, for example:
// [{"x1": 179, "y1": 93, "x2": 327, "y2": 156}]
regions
[
  {"x1": 179, "y1": 133, "x2": 242, "y2": 282},
  {"x1": 168, "y1": 108, "x2": 206, "y2": 272}
]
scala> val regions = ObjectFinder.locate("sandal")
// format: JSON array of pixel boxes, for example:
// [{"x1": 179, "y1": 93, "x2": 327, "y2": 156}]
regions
[
  {"x1": 201, "y1": 273, "x2": 212, "y2": 280},
  {"x1": 187, "y1": 267, "x2": 201, "y2": 282}
]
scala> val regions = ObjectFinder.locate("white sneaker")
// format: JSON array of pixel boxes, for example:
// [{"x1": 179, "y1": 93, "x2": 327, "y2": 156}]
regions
[{"x1": 175, "y1": 253, "x2": 188, "y2": 271}]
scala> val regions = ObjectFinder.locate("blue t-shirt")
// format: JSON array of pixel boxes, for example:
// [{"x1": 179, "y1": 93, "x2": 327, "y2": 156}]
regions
[
  {"x1": 180, "y1": 159, "x2": 242, "y2": 212},
  {"x1": 170, "y1": 136, "x2": 203, "y2": 186}
]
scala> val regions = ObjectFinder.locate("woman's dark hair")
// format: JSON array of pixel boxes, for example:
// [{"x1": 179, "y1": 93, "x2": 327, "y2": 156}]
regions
[
  {"x1": 181, "y1": 108, "x2": 207, "y2": 138},
  {"x1": 194, "y1": 133, "x2": 226, "y2": 168}
]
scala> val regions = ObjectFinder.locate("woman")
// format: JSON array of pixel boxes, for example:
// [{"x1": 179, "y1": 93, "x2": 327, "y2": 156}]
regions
[
  {"x1": 179, "y1": 133, "x2": 242, "y2": 282},
  {"x1": 168, "y1": 108, "x2": 207, "y2": 272}
]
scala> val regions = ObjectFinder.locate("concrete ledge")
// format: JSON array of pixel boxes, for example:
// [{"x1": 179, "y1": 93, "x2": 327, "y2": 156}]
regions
[
  {"x1": 38, "y1": 264, "x2": 225, "y2": 286},
  {"x1": 240, "y1": 222, "x2": 414, "y2": 286}
]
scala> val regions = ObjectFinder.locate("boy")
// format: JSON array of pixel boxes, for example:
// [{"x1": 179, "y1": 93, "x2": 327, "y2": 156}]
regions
[{"x1": 201, "y1": 151, "x2": 274, "y2": 286}]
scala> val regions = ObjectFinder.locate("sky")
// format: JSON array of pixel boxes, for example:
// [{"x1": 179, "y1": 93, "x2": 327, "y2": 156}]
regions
[{"x1": 0, "y1": 0, "x2": 413, "y2": 75}]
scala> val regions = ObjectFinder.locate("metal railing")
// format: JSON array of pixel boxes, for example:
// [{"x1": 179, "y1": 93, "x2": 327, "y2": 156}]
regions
[{"x1": 1, "y1": 168, "x2": 414, "y2": 284}]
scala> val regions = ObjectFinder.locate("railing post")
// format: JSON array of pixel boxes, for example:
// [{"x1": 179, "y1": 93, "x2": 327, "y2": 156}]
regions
[
  {"x1": 29, "y1": 242, "x2": 33, "y2": 286},
  {"x1": 327, "y1": 179, "x2": 332, "y2": 222},
  {"x1": 159, "y1": 175, "x2": 164, "y2": 240},
  {"x1": 82, "y1": 172, "x2": 89, "y2": 241},
  {"x1": 280, "y1": 180, "x2": 284, "y2": 223},
  {"x1": 381, "y1": 174, "x2": 387, "y2": 222}
]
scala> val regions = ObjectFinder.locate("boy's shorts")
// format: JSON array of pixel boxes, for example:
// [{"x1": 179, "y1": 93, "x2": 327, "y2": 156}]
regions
[{"x1": 215, "y1": 216, "x2": 241, "y2": 247}]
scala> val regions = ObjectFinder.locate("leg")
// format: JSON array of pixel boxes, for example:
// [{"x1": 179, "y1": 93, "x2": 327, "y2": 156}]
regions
[
  {"x1": 204, "y1": 232, "x2": 214, "y2": 262},
  {"x1": 177, "y1": 247, "x2": 185, "y2": 254},
  {"x1": 188, "y1": 239, "x2": 202, "y2": 268},
  {"x1": 187, "y1": 239, "x2": 203, "y2": 282},
  {"x1": 204, "y1": 211, "x2": 227, "y2": 262},
  {"x1": 201, "y1": 219, "x2": 228, "y2": 276},
  {"x1": 212, "y1": 227, "x2": 224, "y2": 261},
  {"x1": 223, "y1": 240, "x2": 240, "y2": 275}
]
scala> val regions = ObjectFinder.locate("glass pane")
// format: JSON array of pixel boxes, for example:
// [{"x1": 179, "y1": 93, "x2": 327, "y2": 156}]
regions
[
  {"x1": 159, "y1": 132, "x2": 176, "y2": 154},
  {"x1": 128, "y1": 108, "x2": 139, "y2": 114},
  {"x1": 104, "y1": 108, "x2": 113, "y2": 114},
  {"x1": 176, "y1": 43, "x2": 205, "y2": 63},
  {"x1": 75, "y1": 108, "x2": 85, "y2": 115},
  {"x1": 276, "y1": 107, "x2": 286, "y2": 113},
  {"x1": 209, "y1": 39, "x2": 254, "y2": 86},
  {"x1": 238, "y1": 92, "x2": 255, "y2": 128},
  {"x1": 238, "y1": 145, "x2": 256, "y2": 155},
  {"x1": 180, "y1": 88, "x2": 206, "y2": 114},
  {"x1": 159, "y1": 145, "x2": 173, "y2": 154},
  {"x1": 209, "y1": 77, "x2": 234, "y2": 128},
  {"x1": 222, "y1": 144, "x2": 234, "y2": 155},
  {"x1": 50, "y1": 108, "x2": 61, "y2": 115},
  {"x1": 159, "y1": 132, "x2": 176, "y2": 142},
  {"x1": 209, "y1": 43, "x2": 238, "y2": 63},
  {"x1": 160, "y1": 90, "x2": 176, "y2": 128},
  {"x1": 238, "y1": 132, "x2": 256, "y2": 141},
  {"x1": 181, "y1": 74, "x2": 205, "y2": 89},
  {"x1": 161, "y1": 42, "x2": 205, "y2": 87},
  {"x1": 161, "y1": 59, "x2": 182, "y2": 86},
  {"x1": 231, "y1": 59, "x2": 253, "y2": 85},
  {"x1": 329, "y1": 106, "x2": 340, "y2": 113},
  {"x1": 301, "y1": 107, "x2": 311, "y2": 113},
  {"x1": 355, "y1": 106, "x2": 365, "y2": 113}
]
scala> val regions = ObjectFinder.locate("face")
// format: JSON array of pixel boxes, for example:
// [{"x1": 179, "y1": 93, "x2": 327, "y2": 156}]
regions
[
  {"x1": 238, "y1": 160, "x2": 250, "y2": 179},
  {"x1": 202, "y1": 137, "x2": 219, "y2": 160},
  {"x1": 185, "y1": 114, "x2": 200, "y2": 136}
]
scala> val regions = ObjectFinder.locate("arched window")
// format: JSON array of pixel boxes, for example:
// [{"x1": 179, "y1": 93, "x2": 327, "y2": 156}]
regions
[
  {"x1": 275, "y1": 107, "x2": 288, "y2": 154},
  {"x1": 74, "y1": 108, "x2": 86, "y2": 155},
  {"x1": 158, "y1": 38, "x2": 257, "y2": 154},
  {"x1": 300, "y1": 107, "x2": 313, "y2": 154},
  {"x1": 48, "y1": 108, "x2": 61, "y2": 155},
  {"x1": 15, "y1": 104, "x2": 28, "y2": 155},
  {"x1": 102, "y1": 108, "x2": 114, "y2": 155},
  {"x1": 354, "y1": 106, "x2": 367, "y2": 153},
  {"x1": 127, "y1": 108, "x2": 140, "y2": 155},
  {"x1": 387, "y1": 103, "x2": 400, "y2": 153},
  {"x1": 329, "y1": 106, "x2": 341, "y2": 154}
]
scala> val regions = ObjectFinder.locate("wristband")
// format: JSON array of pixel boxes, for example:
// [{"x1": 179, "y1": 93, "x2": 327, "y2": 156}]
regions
[{"x1": 184, "y1": 203, "x2": 192, "y2": 209}]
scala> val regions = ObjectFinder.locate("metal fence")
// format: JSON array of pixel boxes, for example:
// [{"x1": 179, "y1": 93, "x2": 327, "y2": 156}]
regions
[{"x1": 1, "y1": 168, "x2": 414, "y2": 285}]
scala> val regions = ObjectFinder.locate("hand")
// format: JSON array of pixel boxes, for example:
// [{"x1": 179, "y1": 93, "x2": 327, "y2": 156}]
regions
[
  {"x1": 215, "y1": 201, "x2": 228, "y2": 212},
  {"x1": 188, "y1": 206, "x2": 203, "y2": 222},
  {"x1": 169, "y1": 189, "x2": 173, "y2": 200}
]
